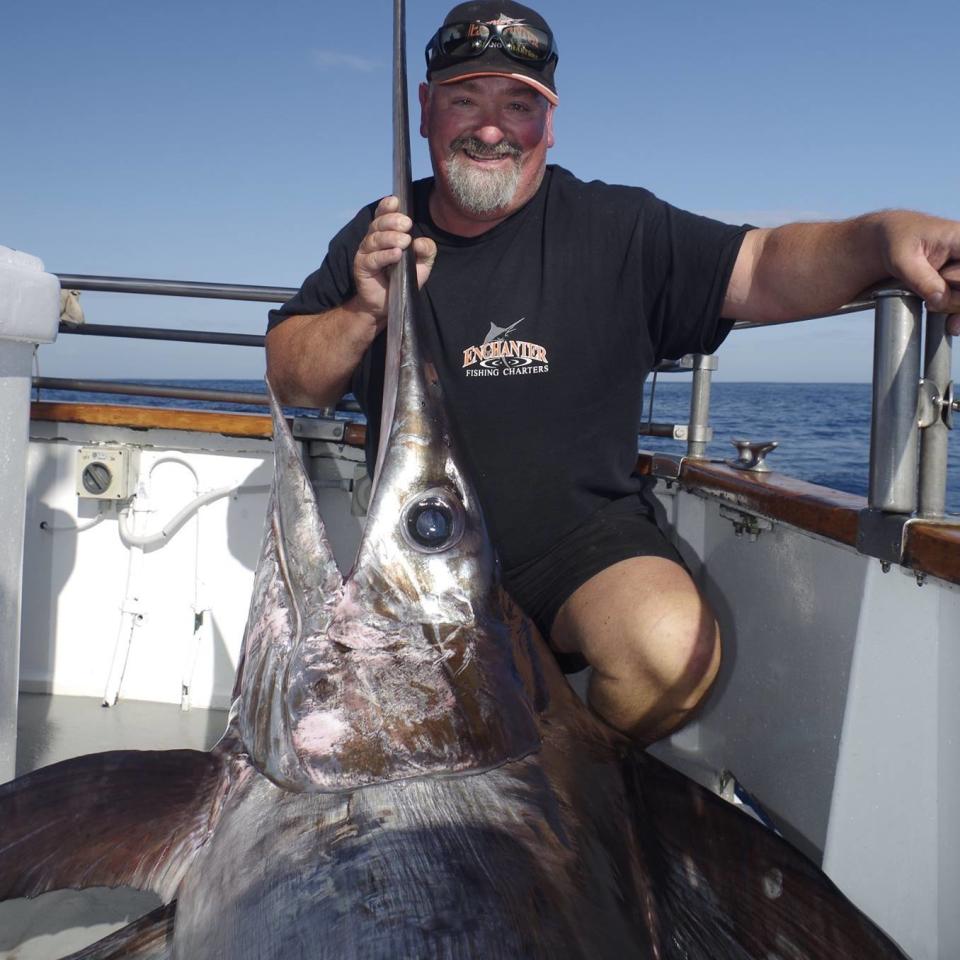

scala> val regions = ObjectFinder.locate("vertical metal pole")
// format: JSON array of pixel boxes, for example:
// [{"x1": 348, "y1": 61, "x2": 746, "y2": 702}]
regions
[
  {"x1": 686, "y1": 354, "x2": 717, "y2": 459},
  {"x1": 868, "y1": 291, "x2": 922, "y2": 514},
  {"x1": 918, "y1": 313, "x2": 952, "y2": 517}
]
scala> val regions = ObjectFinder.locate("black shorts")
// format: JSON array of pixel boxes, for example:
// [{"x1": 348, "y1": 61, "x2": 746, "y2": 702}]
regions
[{"x1": 501, "y1": 493, "x2": 684, "y2": 673}]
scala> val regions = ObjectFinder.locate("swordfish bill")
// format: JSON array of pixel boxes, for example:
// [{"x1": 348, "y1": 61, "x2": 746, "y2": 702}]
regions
[{"x1": 0, "y1": 0, "x2": 914, "y2": 955}]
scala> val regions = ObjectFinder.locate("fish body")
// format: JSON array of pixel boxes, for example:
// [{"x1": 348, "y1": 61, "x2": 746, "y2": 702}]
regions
[{"x1": 169, "y1": 732, "x2": 657, "y2": 959}]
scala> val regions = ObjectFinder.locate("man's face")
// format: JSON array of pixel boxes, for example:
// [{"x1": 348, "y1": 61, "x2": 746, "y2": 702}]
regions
[{"x1": 419, "y1": 76, "x2": 555, "y2": 226}]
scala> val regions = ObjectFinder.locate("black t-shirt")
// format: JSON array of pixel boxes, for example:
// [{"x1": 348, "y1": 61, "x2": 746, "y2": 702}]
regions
[{"x1": 269, "y1": 165, "x2": 749, "y2": 570}]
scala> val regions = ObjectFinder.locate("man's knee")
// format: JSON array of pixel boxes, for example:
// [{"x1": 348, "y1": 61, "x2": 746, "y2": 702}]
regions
[
  {"x1": 623, "y1": 604, "x2": 721, "y2": 710},
  {"x1": 597, "y1": 602, "x2": 720, "y2": 740},
  {"x1": 551, "y1": 556, "x2": 721, "y2": 738}
]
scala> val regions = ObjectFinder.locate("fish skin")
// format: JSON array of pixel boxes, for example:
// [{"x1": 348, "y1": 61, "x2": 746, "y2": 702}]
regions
[{"x1": 169, "y1": 744, "x2": 660, "y2": 959}]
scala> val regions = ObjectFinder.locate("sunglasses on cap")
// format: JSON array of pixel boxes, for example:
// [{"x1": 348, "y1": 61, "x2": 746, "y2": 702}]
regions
[{"x1": 425, "y1": 20, "x2": 557, "y2": 69}]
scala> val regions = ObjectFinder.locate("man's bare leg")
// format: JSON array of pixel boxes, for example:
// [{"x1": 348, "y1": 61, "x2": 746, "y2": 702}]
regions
[{"x1": 550, "y1": 557, "x2": 721, "y2": 744}]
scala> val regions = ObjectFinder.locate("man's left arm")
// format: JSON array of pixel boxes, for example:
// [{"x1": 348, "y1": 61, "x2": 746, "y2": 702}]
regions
[{"x1": 724, "y1": 212, "x2": 960, "y2": 335}]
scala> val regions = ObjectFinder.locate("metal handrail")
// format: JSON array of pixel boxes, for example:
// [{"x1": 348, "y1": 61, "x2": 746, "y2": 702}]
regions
[
  {"x1": 53, "y1": 274, "x2": 292, "y2": 347},
  {"x1": 59, "y1": 322, "x2": 264, "y2": 347},
  {"x1": 34, "y1": 378, "x2": 270, "y2": 408},
  {"x1": 32, "y1": 377, "x2": 362, "y2": 414},
  {"x1": 55, "y1": 271, "x2": 878, "y2": 326},
  {"x1": 49, "y1": 276, "x2": 879, "y2": 359},
  {"x1": 56, "y1": 274, "x2": 296, "y2": 303}
]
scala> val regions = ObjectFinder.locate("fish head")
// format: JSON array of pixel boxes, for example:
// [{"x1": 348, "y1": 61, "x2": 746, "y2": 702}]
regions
[{"x1": 238, "y1": 261, "x2": 556, "y2": 792}]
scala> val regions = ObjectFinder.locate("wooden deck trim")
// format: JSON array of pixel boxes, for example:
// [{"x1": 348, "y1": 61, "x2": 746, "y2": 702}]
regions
[
  {"x1": 902, "y1": 523, "x2": 960, "y2": 586},
  {"x1": 637, "y1": 454, "x2": 865, "y2": 547},
  {"x1": 31, "y1": 401, "x2": 275, "y2": 438},
  {"x1": 638, "y1": 453, "x2": 960, "y2": 585},
  {"x1": 29, "y1": 401, "x2": 368, "y2": 448}
]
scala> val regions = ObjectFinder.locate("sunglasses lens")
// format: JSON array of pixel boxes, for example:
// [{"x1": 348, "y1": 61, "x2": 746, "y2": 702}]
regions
[
  {"x1": 438, "y1": 23, "x2": 491, "y2": 58},
  {"x1": 500, "y1": 25, "x2": 552, "y2": 61},
  {"x1": 430, "y1": 22, "x2": 554, "y2": 67}
]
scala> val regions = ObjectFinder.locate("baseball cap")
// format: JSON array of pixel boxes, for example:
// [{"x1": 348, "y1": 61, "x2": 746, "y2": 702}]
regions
[{"x1": 425, "y1": 2, "x2": 559, "y2": 105}]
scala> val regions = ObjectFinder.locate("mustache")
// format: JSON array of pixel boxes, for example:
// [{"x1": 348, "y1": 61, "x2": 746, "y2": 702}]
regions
[{"x1": 449, "y1": 136, "x2": 522, "y2": 159}]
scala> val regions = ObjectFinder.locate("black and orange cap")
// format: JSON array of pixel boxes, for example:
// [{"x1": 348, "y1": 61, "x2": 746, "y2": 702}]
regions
[{"x1": 425, "y1": 2, "x2": 559, "y2": 105}]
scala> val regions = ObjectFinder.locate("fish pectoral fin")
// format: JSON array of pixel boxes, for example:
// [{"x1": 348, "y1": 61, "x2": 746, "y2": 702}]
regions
[
  {"x1": 0, "y1": 749, "x2": 226, "y2": 903},
  {"x1": 626, "y1": 751, "x2": 909, "y2": 959},
  {"x1": 62, "y1": 901, "x2": 176, "y2": 960}
]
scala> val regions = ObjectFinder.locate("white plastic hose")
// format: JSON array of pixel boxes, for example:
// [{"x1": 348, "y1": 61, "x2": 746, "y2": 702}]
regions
[{"x1": 118, "y1": 485, "x2": 235, "y2": 548}]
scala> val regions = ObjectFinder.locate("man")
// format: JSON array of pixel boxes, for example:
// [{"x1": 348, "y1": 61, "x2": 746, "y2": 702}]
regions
[{"x1": 266, "y1": 1, "x2": 960, "y2": 744}]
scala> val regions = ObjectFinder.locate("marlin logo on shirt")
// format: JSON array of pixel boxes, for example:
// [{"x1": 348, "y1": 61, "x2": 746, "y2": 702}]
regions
[
  {"x1": 482, "y1": 319, "x2": 524, "y2": 344},
  {"x1": 462, "y1": 318, "x2": 549, "y2": 378}
]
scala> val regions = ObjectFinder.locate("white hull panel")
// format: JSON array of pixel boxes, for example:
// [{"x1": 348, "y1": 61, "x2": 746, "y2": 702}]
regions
[{"x1": 652, "y1": 482, "x2": 959, "y2": 960}]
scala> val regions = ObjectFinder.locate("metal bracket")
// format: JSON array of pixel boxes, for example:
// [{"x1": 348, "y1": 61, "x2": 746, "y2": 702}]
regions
[
  {"x1": 725, "y1": 439, "x2": 779, "y2": 472},
  {"x1": 858, "y1": 509, "x2": 960, "y2": 569},
  {"x1": 292, "y1": 417, "x2": 346, "y2": 443},
  {"x1": 857, "y1": 509, "x2": 909, "y2": 566},
  {"x1": 637, "y1": 423, "x2": 712, "y2": 443},
  {"x1": 916, "y1": 378, "x2": 958, "y2": 430},
  {"x1": 917, "y1": 378, "x2": 940, "y2": 429},
  {"x1": 654, "y1": 353, "x2": 719, "y2": 374},
  {"x1": 651, "y1": 454, "x2": 685, "y2": 482},
  {"x1": 719, "y1": 505, "x2": 775, "y2": 541}
]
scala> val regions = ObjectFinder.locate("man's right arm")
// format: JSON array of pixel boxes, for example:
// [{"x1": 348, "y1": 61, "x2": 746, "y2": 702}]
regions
[
  {"x1": 265, "y1": 300, "x2": 381, "y2": 408},
  {"x1": 266, "y1": 196, "x2": 438, "y2": 407}
]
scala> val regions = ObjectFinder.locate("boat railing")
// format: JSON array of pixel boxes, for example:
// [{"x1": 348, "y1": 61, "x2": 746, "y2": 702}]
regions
[
  {"x1": 643, "y1": 287, "x2": 958, "y2": 566},
  {"x1": 45, "y1": 275, "x2": 369, "y2": 414},
  {"x1": 46, "y1": 273, "x2": 958, "y2": 559}
]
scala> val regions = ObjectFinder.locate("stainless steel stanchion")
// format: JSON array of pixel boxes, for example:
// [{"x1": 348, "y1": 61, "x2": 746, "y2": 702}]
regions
[
  {"x1": 686, "y1": 354, "x2": 717, "y2": 460},
  {"x1": 868, "y1": 291, "x2": 922, "y2": 514},
  {"x1": 918, "y1": 313, "x2": 952, "y2": 518}
]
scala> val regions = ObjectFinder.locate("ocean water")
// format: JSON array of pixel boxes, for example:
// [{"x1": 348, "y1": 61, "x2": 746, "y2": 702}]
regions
[
  {"x1": 638, "y1": 380, "x2": 960, "y2": 516},
  {"x1": 35, "y1": 379, "x2": 960, "y2": 515}
]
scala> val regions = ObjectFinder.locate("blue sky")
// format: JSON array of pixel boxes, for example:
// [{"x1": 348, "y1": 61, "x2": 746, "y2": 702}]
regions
[{"x1": 3, "y1": 0, "x2": 957, "y2": 382}]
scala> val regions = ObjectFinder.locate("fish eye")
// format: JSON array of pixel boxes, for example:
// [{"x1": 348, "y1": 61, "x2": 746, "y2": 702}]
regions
[{"x1": 401, "y1": 489, "x2": 464, "y2": 552}]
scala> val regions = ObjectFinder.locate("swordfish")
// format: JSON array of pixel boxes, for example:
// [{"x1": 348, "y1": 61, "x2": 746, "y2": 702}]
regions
[{"x1": 0, "y1": 2, "x2": 909, "y2": 957}]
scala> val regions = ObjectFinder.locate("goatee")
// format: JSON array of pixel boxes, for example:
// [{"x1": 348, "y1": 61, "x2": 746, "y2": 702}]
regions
[{"x1": 444, "y1": 136, "x2": 523, "y2": 217}]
